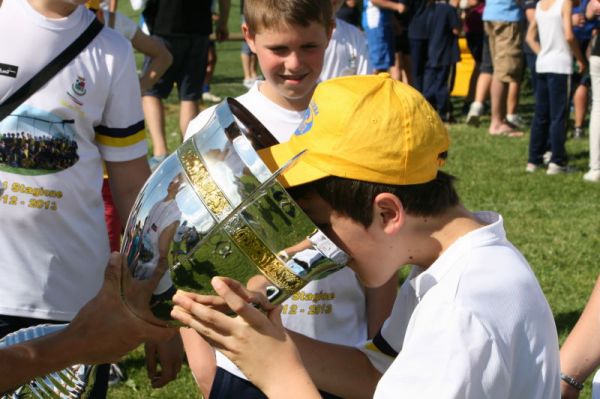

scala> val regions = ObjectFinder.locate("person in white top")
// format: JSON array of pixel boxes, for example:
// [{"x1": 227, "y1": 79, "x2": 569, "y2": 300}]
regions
[
  {"x1": 179, "y1": 1, "x2": 397, "y2": 398},
  {"x1": 526, "y1": 0, "x2": 585, "y2": 174},
  {"x1": 0, "y1": 0, "x2": 182, "y2": 393},
  {"x1": 171, "y1": 74, "x2": 561, "y2": 399},
  {"x1": 321, "y1": 0, "x2": 372, "y2": 81}
]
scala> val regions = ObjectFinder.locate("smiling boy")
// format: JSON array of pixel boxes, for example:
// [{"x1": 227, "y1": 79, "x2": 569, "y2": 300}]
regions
[
  {"x1": 181, "y1": 2, "x2": 397, "y2": 398},
  {"x1": 173, "y1": 73, "x2": 561, "y2": 398}
]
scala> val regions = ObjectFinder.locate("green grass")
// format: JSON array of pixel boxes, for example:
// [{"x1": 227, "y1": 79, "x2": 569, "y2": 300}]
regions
[{"x1": 108, "y1": 2, "x2": 600, "y2": 397}]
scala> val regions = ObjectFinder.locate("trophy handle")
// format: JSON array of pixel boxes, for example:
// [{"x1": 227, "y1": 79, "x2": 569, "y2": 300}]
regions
[{"x1": 225, "y1": 98, "x2": 279, "y2": 149}]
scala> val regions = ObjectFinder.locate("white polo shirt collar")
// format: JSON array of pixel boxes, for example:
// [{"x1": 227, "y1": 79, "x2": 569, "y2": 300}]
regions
[{"x1": 409, "y1": 211, "x2": 506, "y2": 300}]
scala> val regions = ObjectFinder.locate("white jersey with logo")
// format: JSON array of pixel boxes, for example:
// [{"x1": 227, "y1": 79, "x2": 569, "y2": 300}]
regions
[
  {"x1": 0, "y1": 0, "x2": 147, "y2": 321},
  {"x1": 360, "y1": 212, "x2": 560, "y2": 398},
  {"x1": 321, "y1": 18, "x2": 372, "y2": 81},
  {"x1": 185, "y1": 81, "x2": 368, "y2": 380}
]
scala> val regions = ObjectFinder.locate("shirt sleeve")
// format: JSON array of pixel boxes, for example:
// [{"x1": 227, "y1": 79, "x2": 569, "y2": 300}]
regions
[
  {"x1": 95, "y1": 41, "x2": 147, "y2": 162},
  {"x1": 115, "y1": 11, "x2": 139, "y2": 41}
]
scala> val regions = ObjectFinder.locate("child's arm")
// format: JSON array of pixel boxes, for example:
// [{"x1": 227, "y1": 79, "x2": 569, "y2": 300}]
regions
[
  {"x1": 526, "y1": 16, "x2": 541, "y2": 54},
  {"x1": 563, "y1": 0, "x2": 586, "y2": 72},
  {"x1": 105, "y1": 156, "x2": 150, "y2": 227},
  {"x1": 372, "y1": 0, "x2": 407, "y2": 13},
  {"x1": 131, "y1": 29, "x2": 173, "y2": 92},
  {"x1": 559, "y1": 276, "x2": 600, "y2": 399}
]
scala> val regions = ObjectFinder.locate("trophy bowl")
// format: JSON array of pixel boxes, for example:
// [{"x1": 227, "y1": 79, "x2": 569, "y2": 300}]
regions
[{"x1": 121, "y1": 98, "x2": 348, "y2": 327}]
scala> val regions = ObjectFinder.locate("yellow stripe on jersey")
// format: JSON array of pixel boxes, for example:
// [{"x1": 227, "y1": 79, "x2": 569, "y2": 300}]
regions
[
  {"x1": 95, "y1": 120, "x2": 146, "y2": 147},
  {"x1": 95, "y1": 129, "x2": 146, "y2": 147}
]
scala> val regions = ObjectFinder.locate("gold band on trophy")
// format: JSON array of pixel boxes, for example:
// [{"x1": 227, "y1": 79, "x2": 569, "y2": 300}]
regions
[{"x1": 178, "y1": 139, "x2": 306, "y2": 294}]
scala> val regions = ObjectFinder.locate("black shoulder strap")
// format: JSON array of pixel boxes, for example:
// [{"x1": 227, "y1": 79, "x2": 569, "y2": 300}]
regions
[{"x1": 0, "y1": 17, "x2": 104, "y2": 122}]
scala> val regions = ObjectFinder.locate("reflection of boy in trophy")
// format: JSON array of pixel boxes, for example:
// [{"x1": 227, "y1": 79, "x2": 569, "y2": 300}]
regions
[
  {"x1": 135, "y1": 174, "x2": 183, "y2": 294},
  {"x1": 278, "y1": 230, "x2": 348, "y2": 277}
]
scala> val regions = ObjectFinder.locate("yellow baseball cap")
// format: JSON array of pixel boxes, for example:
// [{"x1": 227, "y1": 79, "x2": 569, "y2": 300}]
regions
[{"x1": 258, "y1": 73, "x2": 450, "y2": 188}]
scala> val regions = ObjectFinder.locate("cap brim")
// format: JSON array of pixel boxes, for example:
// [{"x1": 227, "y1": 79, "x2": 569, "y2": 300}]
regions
[{"x1": 258, "y1": 142, "x2": 330, "y2": 188}]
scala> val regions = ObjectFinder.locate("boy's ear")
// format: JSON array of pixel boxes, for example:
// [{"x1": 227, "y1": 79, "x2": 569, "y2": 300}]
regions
[
  {"x1": 241, "y1": 23, "x2": 257, "y2": 53},
  {"x1": 372, "y1": 193, "x2": 404, "y2": 235}
]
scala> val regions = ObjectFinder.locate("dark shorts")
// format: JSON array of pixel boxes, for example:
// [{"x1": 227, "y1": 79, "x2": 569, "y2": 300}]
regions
[
  {"x1": 466, "y1": 31, "x2": 483, "y2": 63},
  {"x1": 0, "y1": 314, "x2": 110, "y2": 398},
  {"x1": 395, "y1": 30, "x2": 410, "y2": 54},
  {"x1": 210, "y1": 367, "x2": 343, "y2": 399},
  {"x1": 143, "y1": 34, "x2": 209, "y2": 101},
  {"x1": 480, "y1": 32, "x2": 493, "y2": 74}
]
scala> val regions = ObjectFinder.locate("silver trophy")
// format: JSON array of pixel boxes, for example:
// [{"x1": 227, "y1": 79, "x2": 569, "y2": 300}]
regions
[
  {"x1": 121, "y1": 98, "x2": 348, "y2": 326},
  {"x1": 0, "y1": 99, "x2": 349, "y2": 397}
]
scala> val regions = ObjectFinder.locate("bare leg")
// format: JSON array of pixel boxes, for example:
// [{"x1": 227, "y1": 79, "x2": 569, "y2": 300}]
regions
[
  {"x1": 249, "y1": 53, "x2": 258, "y2": 79},
  {"x1": 241, "y1": 52, "x2": 252, "y2": 81},
  {"x1": 474, "y1": 72, "x2": 492, "y2": 103},
  {"x1": 465, "y1": 63, "x2": 481, "y2": 104},
  {"x1": 390, "y1": 52, "x2": 401, "y2": 80},
  {"x1": 507, "y1": 80, "x2": 520, "y2": 116},
  {"x1": 489, "y1": 77, "x2": 522, "y2": 135},
  {"x1": 466, "y1": 71, "x2": 491, "y2": 126},
  {"x1": 142, "y1": 95, "x2": 167, "y2": 157},
  {"x1": 574, "y1": 84, "x2": 589, "y2": 129},
  {"x1": 180, "y1": 100, "x2": 199, "y2": 137}
]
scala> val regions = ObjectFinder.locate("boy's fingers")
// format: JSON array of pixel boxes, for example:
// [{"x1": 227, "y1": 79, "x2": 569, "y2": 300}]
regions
[
  {"x1": 171, "y1": 292, "x2": 233, "y2": 336},
  {"x1": 211, "y1": 277, "x2": 267, "y2": 329}
]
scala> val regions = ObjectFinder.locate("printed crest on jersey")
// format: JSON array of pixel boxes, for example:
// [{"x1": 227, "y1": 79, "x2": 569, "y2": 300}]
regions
[
  {"x1": 66, "y1": 75, "x2": 89, "y2": 106},
  {"x1": 0, "y1": 105, "x2": 79, "y2": 175},
  {"x1": 294, "y1": 100, "x2": 319, "y2": 136},
  {"x1": 72, "y1": 76, "x2": 87, "y2": 96}
]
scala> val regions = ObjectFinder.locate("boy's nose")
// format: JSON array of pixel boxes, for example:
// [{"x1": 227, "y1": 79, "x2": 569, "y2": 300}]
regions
[{"x1": 285, "y1": 52, "x2": 302, "y2": 71}]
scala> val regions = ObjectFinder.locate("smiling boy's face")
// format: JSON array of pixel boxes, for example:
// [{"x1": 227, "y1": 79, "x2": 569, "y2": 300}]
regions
[{"x1": 242, "y1": 21, "x2": 331, "y2": 110}]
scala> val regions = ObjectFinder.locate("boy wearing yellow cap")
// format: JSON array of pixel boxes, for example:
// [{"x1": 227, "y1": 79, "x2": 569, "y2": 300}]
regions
[
  {"x1": 181, "y1": 2, "x2": 397, "y2": 398},
  {"x1": 172, "y1": 73, "x2": 561, "y2": 398}
]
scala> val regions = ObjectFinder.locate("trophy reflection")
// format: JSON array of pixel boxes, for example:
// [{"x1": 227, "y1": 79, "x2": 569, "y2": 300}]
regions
[{"x1": 121, "y1": 99, "x2": 348, "y2": 327}]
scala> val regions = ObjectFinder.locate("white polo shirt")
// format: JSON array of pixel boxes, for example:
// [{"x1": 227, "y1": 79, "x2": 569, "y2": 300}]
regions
[{"x1": 361, "y1": 212, "x2": 560, "y2": 398}]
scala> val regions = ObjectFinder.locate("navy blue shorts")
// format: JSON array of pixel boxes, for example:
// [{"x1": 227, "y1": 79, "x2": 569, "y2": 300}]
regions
[
  {"x1": 209, "y1": 367, "x2": 343, "y2": 399},
  {"x1": 143, "y1": 34, "x2": 209, "y2": 101}
]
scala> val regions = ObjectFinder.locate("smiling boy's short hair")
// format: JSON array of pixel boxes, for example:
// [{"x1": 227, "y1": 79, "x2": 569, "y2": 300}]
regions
[{"x1": 243, "y1": 0, "x2": 333, "y2": 34}]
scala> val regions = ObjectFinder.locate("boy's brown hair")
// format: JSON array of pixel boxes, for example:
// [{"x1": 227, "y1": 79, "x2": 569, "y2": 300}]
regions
[{"x1": 243, "y1": 0, "x2": 334, "y2": 34}]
